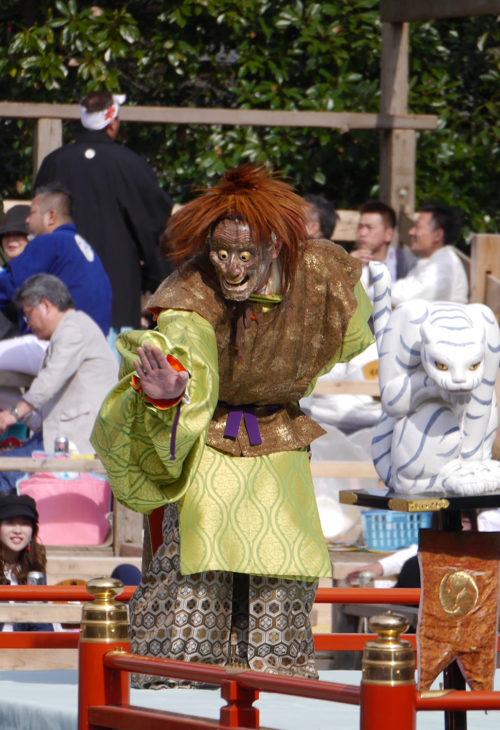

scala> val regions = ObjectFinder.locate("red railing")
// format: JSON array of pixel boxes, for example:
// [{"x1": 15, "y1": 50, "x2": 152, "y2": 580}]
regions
[
  {"x1": 1, "y1": 584, "x2": 500, "y2": 729},
  {"x1": 88, "y1": 650, "x2": 361, "y2": 730},
  {"x1": 0, "y1": 585, "x2": 421, "y2": 653},
  {"x1": 0, "y1": 585, "x2": 136, "y2": 601},
  {"x1": 0, "y1": 584, "x2": 420, "y2": 602}
]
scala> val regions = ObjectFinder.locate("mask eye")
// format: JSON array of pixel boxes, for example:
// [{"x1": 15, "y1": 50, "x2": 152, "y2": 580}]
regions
[
  {"x1": 217, "y1": 250, "x2": 228, "y2": 261},
  {"x1": 469, "y1": 362, "x2": 481, "y2": 371},
  {"x1": 240, "y1": 251, "x2": 251, "y2": 262},
  {"x1": 435, "y1": 362, "x2": 448, "y2": 371}
]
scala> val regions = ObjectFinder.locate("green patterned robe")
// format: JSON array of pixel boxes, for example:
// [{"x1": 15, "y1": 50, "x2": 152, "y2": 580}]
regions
[{"x1": 91, "y1": 240, "x2": 373, "y2": 581}]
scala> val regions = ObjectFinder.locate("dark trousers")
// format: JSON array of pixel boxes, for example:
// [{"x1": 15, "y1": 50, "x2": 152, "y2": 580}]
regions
[{"x1": 0, "y1": 431, "x2": 44, "y2": 494}]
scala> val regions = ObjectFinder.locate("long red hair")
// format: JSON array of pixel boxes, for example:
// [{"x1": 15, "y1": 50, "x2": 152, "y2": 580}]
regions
[{"x1": 161, "y1": 164, "x2": 308, "y2": 290}]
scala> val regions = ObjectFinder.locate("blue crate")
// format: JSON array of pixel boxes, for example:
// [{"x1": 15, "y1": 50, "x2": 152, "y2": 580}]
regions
[{"x1": 361, "y1": 510, "x2": 433, "y2": 551}]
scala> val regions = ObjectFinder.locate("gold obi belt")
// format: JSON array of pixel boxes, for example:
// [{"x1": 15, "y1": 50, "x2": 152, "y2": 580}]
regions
[{"x1": 206, "y1": 401, "x2": 326, "y2": 458}]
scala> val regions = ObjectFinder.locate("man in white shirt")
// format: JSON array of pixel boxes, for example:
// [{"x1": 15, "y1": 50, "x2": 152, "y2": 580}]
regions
[{"x1": 391, "y1": 201, "x2": 468, "y2": 305}]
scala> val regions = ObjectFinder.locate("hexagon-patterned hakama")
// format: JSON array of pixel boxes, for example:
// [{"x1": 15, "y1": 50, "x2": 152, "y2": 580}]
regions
[{"x1": 130, "y1": 504, "x2": 318, "y2": 688}]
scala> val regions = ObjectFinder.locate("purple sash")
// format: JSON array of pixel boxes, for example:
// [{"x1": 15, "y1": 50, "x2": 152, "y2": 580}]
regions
[{"x1": 221, "y1": 403, "x2": 280, "y2": 447}]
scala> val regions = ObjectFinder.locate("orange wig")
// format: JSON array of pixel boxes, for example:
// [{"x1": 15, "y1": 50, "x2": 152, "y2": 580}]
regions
[{"x1": 162, "y1": 164, "x2": 308, "y2": 290}]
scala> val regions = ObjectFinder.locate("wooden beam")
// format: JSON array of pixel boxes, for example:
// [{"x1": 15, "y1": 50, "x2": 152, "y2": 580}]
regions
[
  {"x1": 0, "y1": 649, "x2": 78, "y2": 671},
  {"x1": 380, "y1": 22, "x2": 415, "y2": 234},
  {"x1": 0, "y1": 102, "x2": 438, "y2": 131},
  {"x1": 120, "y1": 109, "x2": 437, "y2": 131},
  {"x1": 469, "y1": 233, "x2": 500, "y2": 304},
  {"x1": 398, "y1": 209, "x2": 417, "y2": 247},
  {"x1": 33, "y1": 118, "x2": 62, "y2": 176},
  {"x1": 380, "y1": 23, "x2": 409, "y2": 115},
  {"x1": 455, "y1": 248, "x2": 471, "y2": 286},
  {"x1": 313, "y1": 380, "x2": 379, "y2": 396},
  {"x1": 380, "y1": 128, "x2": 416, "y2": 212},
  {"x1": 46, "y1": 554, "x2": 142, "y2": 584},
  {"x1": 494, "y1": 369, "x2": 500, "y2": 461},
  {"x1": 381, "y1": 0, "x2": 500, "y2": 22},
  {"x1": 113, "y1": 501, "x2": 144, "y2": 558},
  {"x1": 0, "y1": 603, "x2": 82, "y2": 622},
  {"x1": 470, "y1": 235, "x2": 500, "y2": 467},
  {"x1": 485, "y1": 273, "x2": 500, "y2": 323},
  {"x1": 0, "y1": 102, "x2": 81, "y2": 120},
  {"x1": 332, "y1": 210, "x2": 359, "y2": 242},
  {"x1": 2, "y1": 199, "x2": 31, "y2": 213},
  {"x1": 310, "y1": 461, "x2": 378, "y2": 479},
  {"x1": 0, "y1": 456, "x2": 106, "y2": 474}
]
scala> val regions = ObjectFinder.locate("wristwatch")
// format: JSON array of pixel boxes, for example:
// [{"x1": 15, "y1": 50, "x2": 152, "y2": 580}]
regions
[{"x1": 9, "y1": 406, "x2": 20, "y2": 422}]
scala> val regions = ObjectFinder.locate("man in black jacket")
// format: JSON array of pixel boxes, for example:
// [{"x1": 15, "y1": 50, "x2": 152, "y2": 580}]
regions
[{"x1": 34, "y1": 91, "x2": 173, "y2": 336}]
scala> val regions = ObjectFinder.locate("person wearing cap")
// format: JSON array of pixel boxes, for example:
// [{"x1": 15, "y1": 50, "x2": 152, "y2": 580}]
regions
[
  {"x1": 34, "y1": 90, "x2": 173, "y2": 342},
  {"x1": 0, "y1": 206, "x2": 31, "y2": 342},
  {"x1": 0, "y1": 493, "x2": 53, "y2": 631},
  {"x1": 0, "y1": 204, "x2": 31, "y2": 264}
]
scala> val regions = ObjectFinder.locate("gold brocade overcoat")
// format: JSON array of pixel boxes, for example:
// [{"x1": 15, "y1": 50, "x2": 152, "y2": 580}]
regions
[{"x1": 148, "y1": 238, "x2": 368, "y2": 457}]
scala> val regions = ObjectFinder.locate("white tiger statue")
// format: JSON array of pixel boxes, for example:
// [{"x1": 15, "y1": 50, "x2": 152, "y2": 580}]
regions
[{"x1": 369, "y1": 261, "x2": 500, "y2": 495}]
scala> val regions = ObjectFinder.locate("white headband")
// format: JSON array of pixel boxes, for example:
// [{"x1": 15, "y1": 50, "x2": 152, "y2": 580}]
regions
[{"x1": 80, "y1": 94, "x2": 126, "y2": 130}]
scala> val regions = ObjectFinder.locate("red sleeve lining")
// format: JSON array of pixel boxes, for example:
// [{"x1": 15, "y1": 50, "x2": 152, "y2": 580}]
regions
[{"x1": 132, "y1": 354, "x2": 187, "y2": 410}]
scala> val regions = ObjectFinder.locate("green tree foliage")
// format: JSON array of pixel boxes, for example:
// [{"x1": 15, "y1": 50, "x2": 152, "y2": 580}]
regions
[
  {"x1": 0, "y1": 0, "x2": 499, "y2": 235},
  {"x1": 410, "y1": 16, "x2": 500, "y2": 234}
]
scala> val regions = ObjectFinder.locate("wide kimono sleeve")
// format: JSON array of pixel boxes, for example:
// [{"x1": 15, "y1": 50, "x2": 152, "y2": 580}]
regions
[
  {"x1": 90, "y1": 309, "x2": 219, "y2": 514},
  {"x1": 335, "y1": 281, "x2": 373, "y2": 364}
]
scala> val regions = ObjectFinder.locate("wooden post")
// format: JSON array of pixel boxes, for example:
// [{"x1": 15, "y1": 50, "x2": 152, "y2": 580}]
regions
[
  {"x1": 380, "y1": 21, "x2": 415, "y2": 244},
  {"x1": 381, "y1": 0, "x2": 500, "y2": 23},
  {"x1": 469, "y1": 233, "x2": 500, "y2": 304},
  {"x1": 113, "y1": 500, "x2": 144, "y2": 557},
  {"x1": 469, "y1": 233, "x2": 500, "y2": 462},
  {"x1": 495, "y1": 370, "x2": 500, "y2": 461},
  {"x1": 360, "y1": 613, "x2": 416, "y2": 730},
  {"x1": 78, "y1": 578, "x2": 130, "y2": 730},
  {"x1": 220, "y1": 680, "x2": 260, "y2": 728},
  {"x1": 33, "y1": 117, "x2": 62, "y2": 177}
]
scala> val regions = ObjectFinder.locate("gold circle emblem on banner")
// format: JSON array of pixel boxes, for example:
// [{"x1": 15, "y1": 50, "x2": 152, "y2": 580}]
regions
[{"x1": 439, "y1": 571, "x2": 479, "y2": 617}]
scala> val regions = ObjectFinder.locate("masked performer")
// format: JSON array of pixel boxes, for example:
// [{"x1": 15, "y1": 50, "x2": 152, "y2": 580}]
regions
[{"x1": 91, "y1": 164, "x2": 373, "y2": 687}]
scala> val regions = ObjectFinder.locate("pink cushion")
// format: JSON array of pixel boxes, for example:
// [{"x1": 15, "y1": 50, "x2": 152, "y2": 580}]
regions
[{"x1": 18, "y1": 472, "x2": 111, "y2": 546}]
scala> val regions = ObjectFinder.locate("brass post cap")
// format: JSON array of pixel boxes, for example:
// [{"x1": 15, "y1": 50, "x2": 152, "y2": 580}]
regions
[
  {"x1": 80, "y1": 577, "x2": 129, "y2": 643},
  {"x1": 363, "y1": 612, "x2": 415, "y2": 686},
  {"x1": 86, "y1": 577, "x2": 124, "y2": 602},
  {"x1": 368, "y1": 612, "x2": 410, "y2": 642}
]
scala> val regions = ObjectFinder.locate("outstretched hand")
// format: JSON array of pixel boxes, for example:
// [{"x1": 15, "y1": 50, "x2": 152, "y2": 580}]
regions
[{"x1": 134, "y1": 342, "x2": 188, "y2": 401}]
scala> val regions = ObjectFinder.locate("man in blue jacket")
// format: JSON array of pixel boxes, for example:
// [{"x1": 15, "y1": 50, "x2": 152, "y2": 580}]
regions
[
  {"x1": 5, "y1": 183, "x2": 111, "y2": 334},
  {"x1": 0, "y1": 183, "x2": 112, "y2": 377}
]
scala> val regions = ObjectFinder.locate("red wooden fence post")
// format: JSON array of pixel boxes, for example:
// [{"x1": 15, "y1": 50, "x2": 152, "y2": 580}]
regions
[
  {"x1": 360, "y1": 613, "x2": 416, "y2": 730},
  {"x1": 78, "y1": 578, "x2": 131, "y2": 730},
  {"x1": 220, "y1": 678, "x2": 260, "y2": 728}
]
